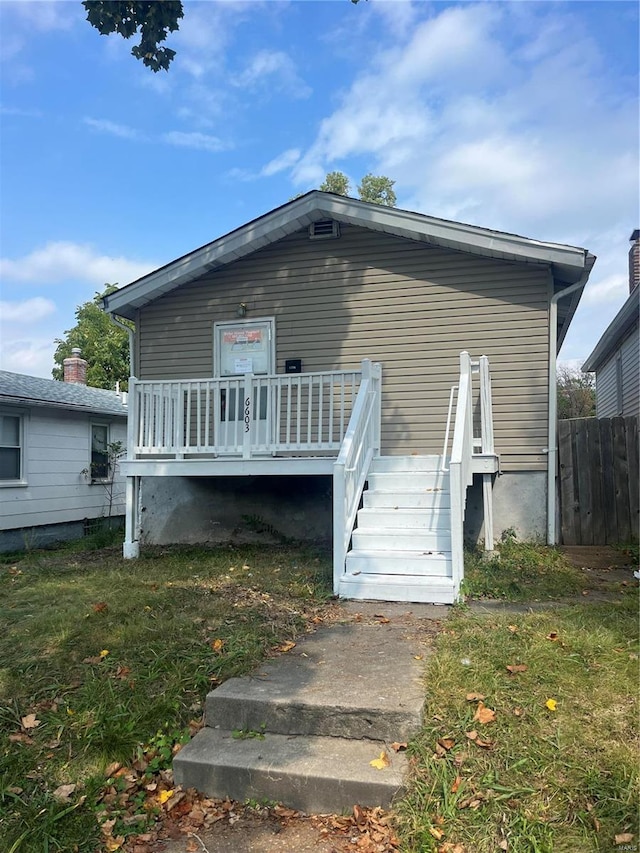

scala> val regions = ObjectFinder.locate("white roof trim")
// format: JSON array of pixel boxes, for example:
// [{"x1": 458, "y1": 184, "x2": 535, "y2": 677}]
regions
[
  {"x1": 104, "y1": 191, "x2": 594, "y2": 320},
  {"x1": 582, "y1": 286, "x2": 639, "y2": 372}
]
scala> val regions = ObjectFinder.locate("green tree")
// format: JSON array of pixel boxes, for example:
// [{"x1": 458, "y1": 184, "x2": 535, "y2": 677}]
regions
[
  {"x1": 557, "y1": 366, "x2": 596, "y2": 419},
  {"x1": 52, "y1": 285, "x2": 131, "y2": 390},
  {"x1": 320, "y1": 171, "x2": 351, "y2": 196},
  {"x1": 83, "y1": 1, "x2": 184, "y2": 72},
  {"x1": 357, "y1": 173, "x2": 396, "y2": 207},
  {"x1": 319, "y1": 171, "x2": 397, "y2": 207}
]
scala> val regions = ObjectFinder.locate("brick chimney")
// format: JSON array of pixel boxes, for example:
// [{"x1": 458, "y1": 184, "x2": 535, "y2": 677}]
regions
[
  {"x1": 629, "y1": 229, "x2": 640, "y2": 294},
  {"x1": 63, "y1": 347, "x2": 88, "y2": 385}
]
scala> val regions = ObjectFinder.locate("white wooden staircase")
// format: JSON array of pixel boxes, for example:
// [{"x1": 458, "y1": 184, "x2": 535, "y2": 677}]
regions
[
  {"x1": 333, "y1": 352, "x2": 498, "y2": 605},
  {"x1": 338, "y1": 455, "x2": 456, "y2": 603}
]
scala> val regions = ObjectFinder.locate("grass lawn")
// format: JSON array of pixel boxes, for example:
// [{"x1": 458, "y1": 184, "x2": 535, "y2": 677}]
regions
[
  {"x1": 0, "y1": 536, "x2": 334, "y2": 852},
  {"x1": 0, "y1": 535, "x2": 637, "y2": 853}
]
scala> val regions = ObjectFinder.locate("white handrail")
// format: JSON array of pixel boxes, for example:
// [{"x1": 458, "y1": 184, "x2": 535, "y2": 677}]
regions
[
  {"x1": 441, "y1": 384, "x2": 458, "y2": 471},
  {"x1": 333, "y1": 359, "x2": 382, "y2": 592}
]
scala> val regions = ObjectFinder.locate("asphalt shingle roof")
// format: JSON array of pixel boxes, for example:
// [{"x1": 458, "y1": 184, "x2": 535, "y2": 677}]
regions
[{"x1": 0, "y1": 371, "x2": 128, "y2": 418}]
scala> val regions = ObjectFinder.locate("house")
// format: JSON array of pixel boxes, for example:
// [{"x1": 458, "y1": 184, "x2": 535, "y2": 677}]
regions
[
  {"x1": 0, "y1": 350, "x2": 128, "y2": 552},
  {"x1": 582, "y1": 230, "x2": 639, "y2": 417},
  {"x1": 103, "y1": 191, "x2": 595, "y2": 603}
]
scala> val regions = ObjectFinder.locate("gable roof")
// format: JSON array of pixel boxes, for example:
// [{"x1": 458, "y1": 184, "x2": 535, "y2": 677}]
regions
[
  {"x1": 103, "y1": 191, "x2": 596, "y2": 343},
  {"x1": 0, "y1": 371, "x2": 128, "y2": 418},
  {"x1": 582, "y1": 286, "x2": 640, "y2": 372}
]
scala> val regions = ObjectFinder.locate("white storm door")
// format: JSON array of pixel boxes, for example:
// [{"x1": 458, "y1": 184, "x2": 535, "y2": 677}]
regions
[{"x1": 213, "y1": 319, "x2": 275, "y2": 450}]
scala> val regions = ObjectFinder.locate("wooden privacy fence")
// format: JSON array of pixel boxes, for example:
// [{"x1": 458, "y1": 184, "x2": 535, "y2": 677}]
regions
[{"x1": 558, "y1": 416, "x2": 639, "y2": 545}]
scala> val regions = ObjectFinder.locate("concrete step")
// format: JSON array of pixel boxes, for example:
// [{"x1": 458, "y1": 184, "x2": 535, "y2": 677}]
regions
[
  {"x1": 173, "y1": 727, "x2": 408, "y2": 813},
  {"x1": 346, "y1": 550, "x2": 451, "y2": 577},
  {"x1": 204, "y1": 624, "x2": 424, "y2": 742},
  {"x1": 356, "y1": 507, "x2": 451, "y2": 530},
  {"x1": 370, "y1": 455, "x2": 444, "y2": 473},
  {"x1": 367, "y1": 472, "x2": 449, "y2": 492},
  {"x1": 363, "y1": 489, "x2": 450, "y2": 509},
  {"x1": 352, "y1": 529, "x2": 451, "y2": 552},
  {"x1": 338, "y1": 572, "x2": 457, "y2": 604}
]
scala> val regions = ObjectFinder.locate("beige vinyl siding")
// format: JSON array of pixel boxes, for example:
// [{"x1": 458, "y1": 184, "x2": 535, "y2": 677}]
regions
[
  {"x1": 594, "y1": 325, "x2": 639, "y2": 418},
  {"x1": 138, "y1": 225, "x2": 551, "y2": 471}
]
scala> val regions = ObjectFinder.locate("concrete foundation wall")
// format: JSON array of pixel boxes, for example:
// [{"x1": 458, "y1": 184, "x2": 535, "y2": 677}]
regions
[
  {"x1": 0, "y1": 517, "x2": 124, "y2": 553},
  {"x1": 140, "y1": 476, "x2": 333, "y2": 546},
  {"x1": 139, "y1": 471, "x2": 547, "y2": 549},
  {"x1": 464, "y1": 471, "x2": 547, "y2": 544}
]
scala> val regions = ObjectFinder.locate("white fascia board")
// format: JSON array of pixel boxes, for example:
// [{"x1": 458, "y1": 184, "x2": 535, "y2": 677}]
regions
[
  {"x1": 104, "y1": 191, "x2": 592, "y2": 317},
  {"x1": 0, "y1": 396, "x2": 127, "y2": 417}
]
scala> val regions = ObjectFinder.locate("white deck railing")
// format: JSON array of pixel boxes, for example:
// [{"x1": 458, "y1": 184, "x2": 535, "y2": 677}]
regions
[
  {"x1": 332, "y1": 360, "x2": 382, "y2": 591},
  {"x1": 449, "y1": 352, "x2": 495, "y2": 594},
  {"x1": 129, "y1": 369, "x2": 361, "y2": 459}
]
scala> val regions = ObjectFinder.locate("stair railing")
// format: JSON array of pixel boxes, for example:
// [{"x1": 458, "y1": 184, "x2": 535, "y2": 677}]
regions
[
  {"x1": 333, "y1": 359, "x2": 382, "y2": 593},
  {"x1": 449, "y1": 351, "x2": 495, "y2": 594},
  {"x1": 449, "y1": 351, "x2": 475, "y2": 596}
]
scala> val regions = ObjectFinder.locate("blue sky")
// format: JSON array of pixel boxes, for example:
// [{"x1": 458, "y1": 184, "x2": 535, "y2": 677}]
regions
[{"x1": 1, "y1": 0, "x2": 638, "y2": 379}]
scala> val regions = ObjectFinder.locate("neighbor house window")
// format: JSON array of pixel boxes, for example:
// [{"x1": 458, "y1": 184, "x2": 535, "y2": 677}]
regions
[
  {"x1": 91, "y1": 424, "x2": 110, "y2": 481},
  {"x1": 0, "y1": 414, "x2": 23, "y2": 483}
]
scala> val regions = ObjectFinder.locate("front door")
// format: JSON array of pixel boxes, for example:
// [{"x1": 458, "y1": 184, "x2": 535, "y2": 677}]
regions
[{"x1": 213, "y1": 319, "x2": 275, "y2": 450}]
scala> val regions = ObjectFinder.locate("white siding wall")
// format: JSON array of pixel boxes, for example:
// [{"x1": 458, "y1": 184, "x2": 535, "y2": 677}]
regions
[
  {"x1": 0, "y1": 406, "x2": 127, "y2": 531},
  {"x1": 620, "y1": 328, "x2": 639, "y2": 416},
  {"x1": 595, "y1": 356, "x2": 619, "y2": 417}
]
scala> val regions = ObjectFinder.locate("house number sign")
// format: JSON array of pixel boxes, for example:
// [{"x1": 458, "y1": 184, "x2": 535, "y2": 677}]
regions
[{"x1": 244, "y1": 397, "x2": 251, "y2": 432}]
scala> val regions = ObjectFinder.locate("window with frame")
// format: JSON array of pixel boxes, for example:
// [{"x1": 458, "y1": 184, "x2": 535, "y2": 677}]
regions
[
  {"x1": 90, "y1": 424, "x2": 110, "y2": 481},
  {"x1": 0, "y1": 414, "x2": 23, "y2": 482}
]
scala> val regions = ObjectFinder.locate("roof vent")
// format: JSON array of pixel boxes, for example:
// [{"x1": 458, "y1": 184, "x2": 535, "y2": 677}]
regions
[{"x1": 309, "y1": 219, "x2": 340, "y2": 240}]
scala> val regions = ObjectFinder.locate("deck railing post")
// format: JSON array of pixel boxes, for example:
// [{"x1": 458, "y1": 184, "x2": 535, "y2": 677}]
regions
[
  {"x1": 479, "y1": 355, "x2": 495, "y2": 552},
  {"x1": 127, "y1": 377, "x2": 137, "y2": 460},
  {"x1": 333, "y1": 460, "x2": 346, "y2": 593},
  {"x1": 243, "y1": 372, "x2": 253, "y2": 459},
  {"x1": 372, "y1": 362, "x2": 382, "y2": 456}
]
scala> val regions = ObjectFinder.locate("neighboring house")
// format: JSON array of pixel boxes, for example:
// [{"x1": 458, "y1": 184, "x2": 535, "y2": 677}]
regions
[
  {"x1": 582, "y1": 230, "x2": 640, "y2": 417},
  {"x1": 103, "y1": 191, "x2": 595, "y2": 603},
  {"x1": 0, "y1": 351, "x2": 128, "y2": 552}
]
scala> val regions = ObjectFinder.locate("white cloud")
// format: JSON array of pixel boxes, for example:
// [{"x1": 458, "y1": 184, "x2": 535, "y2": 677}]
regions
[
  {"x1": 4, "y1": 1, "x2": 76, "y2": 33},
  {"x1": 233, "y1": 50, "x2": 311, "y2": 99},
  {"x1": 0, "y1": 297, "x2": 56, "y2": 323},
  {"x1": 162, "y1": 131, "x2": 228, "y2": 153},
  {"x1": 0, "y1": 242, "x2": 156, "y2": 287},
  {"x1": 0, "y1": 336, "x2": 57, "y2": 379},
  {"x1": 261, "y1": 148, "x2": 301, "y2": 177},
  {"x1": 0, "y1": 104, "x2": 42, "y2": 118},
  {"x1": 83, "y1": 117, "x2": 141, "y2": 140}
]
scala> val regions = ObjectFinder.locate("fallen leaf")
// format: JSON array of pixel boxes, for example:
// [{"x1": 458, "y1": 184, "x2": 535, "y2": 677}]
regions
[
  {"x1": 498, "y1": 840, "x2": 509, "y2": 850},
  {"x1": 465, "y1": 692, "x2": 485, "y2": 702},
  {"x1": 546, "y1": 631, "x2": 559, "y2": 641},
  {"x1": 507, "y1": 625, "x2": 518, "y2": 633},
  {"x1": 277, "y1": 640, "x2": 296, "y2": 653},
  {"x1": 428, "y1": 826, "x2": 444, "y2": 840},
  {"x1": 114, "y1": 665, "x2": 132, "y2": 680},
  {"x1": 370, "y1": 750, "x2": 390, "y2": 770},
  {"x1": 545, "y1": 698, "x2": 557, "y2": 711},
  {"x1": 473, "y1": 701, "x2": 496, "y2": 724},
  {"x1": 437, "y1": 738, "x2": 456, "y2": 751},
  {"x1": 52, "y1": 784, "x2": 76, "y2": 802},
  {"x1": 82, "y1": 656, "x2": 103, "y2": 665},
  {"x1": 105, "y1": 838, "x2": 125, "y2": 852},
  {"x1": 513, "y1": 707, "x2": 524, "y2": 717},
  {"x1": 450, "y1": 775, "x2": 462, "y2": 793},
  {"x1": 105, "y1": 762, "x2": 121, "y2": 778},
  {"x1": 374, "y1": 614, "x2": 390, "y2": 624},
  {"x1": 581, "y1": 590, "x2": 589, "y2": 596},
  {"x1": 414, "y1": 655, "x2": 424, "y2": 660},
  {"x1": 390, "y1": 742, "x2": 407, "y2": 752},
  {"x1": 92, "y1": 602, "x2": 108, "y2": 613},
  {"x1": 157, "y1": 789, "x2": 174, "y2": 805},
  {"x1": 615, "y1": 834, "x2": 634, "y2": 844},
  {"x1": 211, "y1": 639, "x2": 225, "y2": 653},
  {"x1": 506, "y1": 664, "x2": 528, "y2": 674},
  {"x1": 9, "y1": 733, "x2": 34, "y2": 745},
  {"x1": 21, "y1": 714, "x2": 40, "y2": 730},
  {"x1": 185, "y1": 841, "x2": 199, "y2": 853},
  {"x1": 465, "y1": 730, "x2": 478, "y2": 741}
]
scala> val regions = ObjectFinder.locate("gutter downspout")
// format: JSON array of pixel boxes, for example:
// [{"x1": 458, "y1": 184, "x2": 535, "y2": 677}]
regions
[
  {"x1": 547, "y1": 271, "x2": 591, "y2": 545},
  {"x1": 109, "y1": 314, "x2": 135, "y2": 379}
]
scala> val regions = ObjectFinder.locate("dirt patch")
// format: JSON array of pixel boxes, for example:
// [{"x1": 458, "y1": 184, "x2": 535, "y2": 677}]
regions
[{"x1": 561, "y1": 545, "x2": 638, "y2": 599}]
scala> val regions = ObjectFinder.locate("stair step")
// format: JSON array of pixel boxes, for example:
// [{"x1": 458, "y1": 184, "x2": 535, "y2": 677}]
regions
[
  {"x1": 173, "y1": 727, "x2": 407, "y2": 813},
  {"x1": 370, "y1": 455, "x2": 444, "y2": 473},
  {"x1": 204, "y1": 624, "x2": 424, "y2": 742},
  {"x1": 346, "y1": 550, "x2": 451, "y2": 576},
  {"x1": 367, "y1": 472, "x2": 449, "y2": 491},
  {"x1": 352, "y1": 529, "x2": 451, "y2": 551},
  {"x1": 357, "y1": 507, "x2": 451, "y2": 530},
  {"x1": 363, "y1": 490, "x2": 450, "y2": 509},
  {"x1": 338, "y1": 572, "x2": 457, "y2": 604}
]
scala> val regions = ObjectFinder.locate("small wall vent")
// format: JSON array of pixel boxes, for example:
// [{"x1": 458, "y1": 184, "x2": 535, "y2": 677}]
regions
[{"x1": 309, "y1": 219, "x2": 340, "y2": 240}]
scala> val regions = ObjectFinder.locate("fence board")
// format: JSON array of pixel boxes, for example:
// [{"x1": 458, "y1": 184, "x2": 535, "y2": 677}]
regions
[{"x1": 558, "y1": 416, "x2": 638, "y2": 545}]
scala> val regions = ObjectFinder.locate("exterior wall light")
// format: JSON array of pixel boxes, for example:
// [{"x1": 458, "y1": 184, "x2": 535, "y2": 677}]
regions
[{"x1": 237, "y1": 303, "x2": 247, "y2": 317}]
